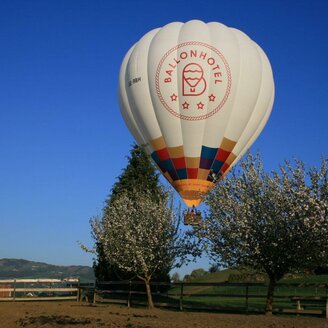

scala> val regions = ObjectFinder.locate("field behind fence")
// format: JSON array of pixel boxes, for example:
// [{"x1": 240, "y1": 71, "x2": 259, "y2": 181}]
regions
[
  {"x1": 94, "y1": 280, "x2": 328, "y2": 317},
  {"x1": 1, "y1": 278, "x2": 328, "y2": 318}
]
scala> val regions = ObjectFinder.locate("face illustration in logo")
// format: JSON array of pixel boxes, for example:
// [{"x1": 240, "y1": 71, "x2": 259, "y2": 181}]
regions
[
  {"x1": 156, "y1": 41, "x2": 231, "y2": 121},
  {"x1": 182, "y1": 63, "x2": 207, "y2": 96}
]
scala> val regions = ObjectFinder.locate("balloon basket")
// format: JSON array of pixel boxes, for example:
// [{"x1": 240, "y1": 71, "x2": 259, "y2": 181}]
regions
[{"x1": 183, "y1": 209, "x2": 201, "y2": 226}]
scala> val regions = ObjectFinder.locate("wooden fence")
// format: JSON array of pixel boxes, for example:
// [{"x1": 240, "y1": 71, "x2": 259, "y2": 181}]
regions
[
  {"x1": 0, "y1": 278, "x2": 80, "y2": 301},
  {"x1": 1, "y1": 279, "x2": 328, "y2": 317},
  {"x1": 94, "y1": 281, "x2": 328, "y2": 318}
]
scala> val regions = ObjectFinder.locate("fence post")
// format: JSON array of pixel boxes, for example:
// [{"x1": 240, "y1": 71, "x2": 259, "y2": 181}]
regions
[
  {"x1": 245, "y1": 284, "x2": 249, "y2": 314},
  {"x1": 77, "y1": 278, "x2": 80, "y2": 302},
  {"x1": 326, "y1": 284, "x2": 328, "y2": 319},
  {"x1": 127, "y1": 280, "x2": 131, "y2": 308},
  {"x1": 93, "y1": 288, "x2": 97, "y2": 304},
  {"x1": 179, "y1": 283, "x2": 184, "y2": 311},
  {"x1": 13, "y1": 280, "x2": 16, "y2": 302}
]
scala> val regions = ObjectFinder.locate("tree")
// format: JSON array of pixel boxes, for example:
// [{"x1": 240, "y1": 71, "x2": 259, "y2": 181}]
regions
[
  {"x1": 109, "y1": 144, "x2": 165, "y2": 203},
  {"x1": 183, "y1": 274, "x2": 191, "y2": 282},
  {"x1": 190, "y1": 268, "x2": 208, "y2": 280},
  {"x1": 208, "y1": 264, "x2": 220, "y2": 273},
  {"x1": 93, "y1": 144, "x2": 167, "y2": 282},
  {"x1": 192, "y1": 153, "x2": 328, "y2": 314},
  {"x1": 303, "y1": 158, "x2": 328, "y2": 268},
  {"x1": 171, "y1": 272, "x2": 181, "y2": 283},
  {"x1": 90, "y1": 189, "x2": 183, "y2": 309}
]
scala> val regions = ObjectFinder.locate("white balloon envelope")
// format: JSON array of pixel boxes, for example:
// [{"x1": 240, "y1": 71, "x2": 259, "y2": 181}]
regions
[{"x1": 118, "y1": 20, "x2": 275, "y2": 207}]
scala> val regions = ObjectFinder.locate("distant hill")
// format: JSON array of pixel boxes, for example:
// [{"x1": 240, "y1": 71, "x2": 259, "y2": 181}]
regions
[{"x1": 0, "y1": 258, "x2": 95, "y2": 282}]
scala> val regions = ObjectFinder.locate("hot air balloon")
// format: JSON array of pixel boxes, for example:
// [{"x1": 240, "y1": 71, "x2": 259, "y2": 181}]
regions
[{"x1": 118, "y1": 20, "x2": 274, "y2": 209}]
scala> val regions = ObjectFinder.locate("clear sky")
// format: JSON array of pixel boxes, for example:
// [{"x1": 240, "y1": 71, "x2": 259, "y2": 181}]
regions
[{"x1": 0, "y1": 0, "x2": 327, "y2": 276}]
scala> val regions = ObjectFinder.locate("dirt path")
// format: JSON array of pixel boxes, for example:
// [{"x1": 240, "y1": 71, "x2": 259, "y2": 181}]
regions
[{"x1": 1, "y1": 301, "x2": 328, "y2": 328}]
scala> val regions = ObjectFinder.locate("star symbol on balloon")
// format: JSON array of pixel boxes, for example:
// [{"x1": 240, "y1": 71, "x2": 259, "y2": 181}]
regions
[
  {"x1": 182, "y1": 101, "x2": 189, "y2": 110},
  {"x1": 197, "y1": 102, "x2": 205, "y2": 110},
  {"x1": 170, "y1": 93, "x2": 178, "y2": 101},
  {"x1": 208, "y1": 94, "x2": 216, "y2": 102}
]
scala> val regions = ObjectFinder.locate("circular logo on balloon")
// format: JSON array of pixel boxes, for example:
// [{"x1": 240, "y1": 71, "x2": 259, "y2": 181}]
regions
[{"x1": 156, "y1": 41, "x2": 231, "y2": 121}]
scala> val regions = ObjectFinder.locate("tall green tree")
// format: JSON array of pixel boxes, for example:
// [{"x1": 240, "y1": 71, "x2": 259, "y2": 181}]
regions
[
  {"x1": 109, "y1": 144, "x2": 165, "y2": 203},
  {"x1": 93, "y1": 144, "x2": 168, "y2": 283}
]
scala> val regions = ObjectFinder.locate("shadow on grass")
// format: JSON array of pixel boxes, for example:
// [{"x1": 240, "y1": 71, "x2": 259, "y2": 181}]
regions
[{"x1": 100, "y1": 293, "x2": 266, "y2": 315}]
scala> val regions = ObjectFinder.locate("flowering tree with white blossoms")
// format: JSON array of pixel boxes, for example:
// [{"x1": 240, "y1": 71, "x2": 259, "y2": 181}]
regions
[
  {"x1": 90, "y1": 190, "x2": 185, "y2": 309},
  {"x1": 93, "y1": 144, "x2": 169, "y2": 283},
  {"x1": 193, "y1": 153, "x2": 328, "y2": 314},
  {"x1": 303, "y1": 158, "x2": 328, "y2": 266}
]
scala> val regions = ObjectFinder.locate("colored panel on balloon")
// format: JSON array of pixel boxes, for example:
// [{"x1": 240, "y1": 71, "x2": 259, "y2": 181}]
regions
[
  {"x1": 172, "y1": 157, "x2": 186, "y2": 169},
  {"x1": 220, "y1": 137, "x2": 236, "y2": 152},
  {"x1": 187, "y1": 168, "x2": 198, "y2": 179},
  {"x1": 200, "y1": 157, "x2": 213, "y2": 170},
  {"x1": 226, "y1": 152, "x2": 237, "y2": 165},
  {"x1": 150, "y1": 136, "x2": 166, "y2": 151},
  {"x1": 220, "y1": 162, "x2": 230, "y2": 174},
  {"x1": 168, "y1": 169, "x2": 179, "y2": 181},
  {"x1": 176, "y1": 169, "x2": 187, "y2": 179},
  {"x1": 216, "y1": 148, "x2": 231, "y2": 162},
  {"x1": 161, "y1": 159, "x2": 175, "y2": 172},
  {"x1": 151, "y1": 152, "x2": 168, "y2": 174},
  {"x1": 156, "y1": 162, "x2": 168, "y2": 175},
  {"x1": 198, "y1": 168, "x2": 209, "y2": 180},
  {"x1": 168, "y1": 145, "x2": 184, "y2": 158},
  {"x1": 212, "y1": 160, "x2": 224, "y2": 173},
  {"x1": 173, "y1": 179, "x2": 214, "y2": 207},
  {"x1": 200, "y1": 146, "x2": 218, "y2": 159},
  {"x1": 157, "y1": 148, "x2": 170, "y2": 161},
  {"x1": 185, "y1": 157, "x2": 200, "y2": 168},
  {"x1": 151, "y1": 152, "x2": 161, "y2": 165}
]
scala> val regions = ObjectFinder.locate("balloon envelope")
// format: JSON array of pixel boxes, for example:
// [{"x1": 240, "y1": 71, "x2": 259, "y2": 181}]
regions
[{"x1": 119, "y1": 20, "x2": 274, "y2": 207}]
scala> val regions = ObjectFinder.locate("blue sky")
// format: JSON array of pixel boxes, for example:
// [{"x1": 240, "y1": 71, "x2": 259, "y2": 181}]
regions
[{"x1": 0, "y1": 0, "x2": 327, "y2": 276}]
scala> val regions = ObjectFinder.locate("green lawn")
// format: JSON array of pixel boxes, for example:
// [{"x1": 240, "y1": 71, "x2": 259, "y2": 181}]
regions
[
  {"x1": 100, "y1": 270, "x2": 328, "y2": 314},
  {"x1": 164, "y1": 270, "x2": 328, "y2": 313}
]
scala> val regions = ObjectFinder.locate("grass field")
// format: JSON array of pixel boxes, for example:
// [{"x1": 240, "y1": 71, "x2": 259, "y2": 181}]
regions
[
  {"x1": 94, "y1": 269, "x2": 328, "y2": 316},
  {"x1": 165, "y1": 269, "x2": 328, "y2": 313}
]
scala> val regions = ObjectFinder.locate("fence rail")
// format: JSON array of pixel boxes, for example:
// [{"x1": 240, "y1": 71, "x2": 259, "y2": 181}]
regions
[
  {"x1": 0, "y1": 278, "x2": 80, "y2": 302},
  {"x1": 94, "y1": 281, "x2": 328, "y2": 318},
  {"x1": 1, "y1": 279, "x2": 328, "y2": 318}
]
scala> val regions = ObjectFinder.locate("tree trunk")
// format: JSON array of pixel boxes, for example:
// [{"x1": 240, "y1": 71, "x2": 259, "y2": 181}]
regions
[
  {"x1": 144, "y1": 278, "x2": 154, "y2": 309},
  {"x1": 265, "y1": 276, "x2": 276, "y2": 315}
]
